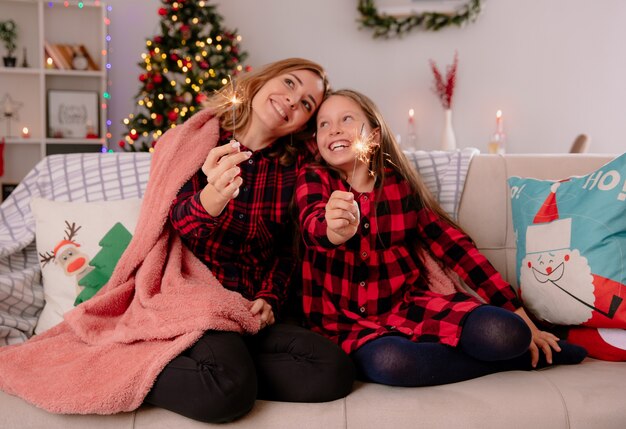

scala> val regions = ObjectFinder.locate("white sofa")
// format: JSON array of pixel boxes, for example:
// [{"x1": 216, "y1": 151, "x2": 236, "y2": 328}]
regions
[{"x1": 1, "y1": 153, "x2": 625, "y2": 429}]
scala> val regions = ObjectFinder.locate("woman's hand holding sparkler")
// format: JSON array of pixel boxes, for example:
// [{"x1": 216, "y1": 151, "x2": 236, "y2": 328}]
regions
[
  {"x1": 325, "y1": 191, "x2": 360, "y2": 245},
  {"x1": 200, "y1": 140, "x2": 252, "y2": 216}
]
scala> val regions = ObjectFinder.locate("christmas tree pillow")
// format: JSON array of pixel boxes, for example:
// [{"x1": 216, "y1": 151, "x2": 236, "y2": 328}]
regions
[
  {"x1": 508, "y1": 152, "x2": 626, "y2": 360},
  {"x1": 31, "y1": 197, "x2": 142, "y2": 334}
]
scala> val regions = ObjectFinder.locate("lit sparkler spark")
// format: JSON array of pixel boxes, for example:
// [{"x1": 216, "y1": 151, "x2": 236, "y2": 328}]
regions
[
  {"x1": 348, "y1": 123, "x2": 379, "y2": 192},
  {"x1": 214, "y1": 74, "x2": 242, "y2": 141}
]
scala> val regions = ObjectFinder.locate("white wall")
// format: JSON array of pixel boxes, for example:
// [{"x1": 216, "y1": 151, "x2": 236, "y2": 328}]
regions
[{"x1": 107, "y1": 0, "x2": 626, "y2": 154}]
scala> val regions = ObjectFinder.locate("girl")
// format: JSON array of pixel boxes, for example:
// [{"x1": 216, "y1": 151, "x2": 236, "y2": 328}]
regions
[
  {"x1": 295, "y1": 89, "x2": 586, "y2": 387},
  {"x1": 148, "y1": 59, "x2": 354, "y2": 422}
]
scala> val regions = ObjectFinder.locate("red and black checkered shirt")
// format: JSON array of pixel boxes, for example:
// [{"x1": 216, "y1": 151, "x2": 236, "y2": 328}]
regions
[
  {"x1": 169, "y1": 131, "x2": 308, "y2": 313},
  {"x1": 295, "y1": 166, "x2": 522, "y2": 354}
]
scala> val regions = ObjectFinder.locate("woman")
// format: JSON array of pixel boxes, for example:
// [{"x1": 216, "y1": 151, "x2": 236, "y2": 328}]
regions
[
  {"x1": 295, "y1": 89, "x2": 586, "y2": 387},
  {"x1": 144, "y1": 59, "x2": 355, "y2": 422},
  {"x1": 0, "y1": 60, "x2": 353, "y2": 421}
]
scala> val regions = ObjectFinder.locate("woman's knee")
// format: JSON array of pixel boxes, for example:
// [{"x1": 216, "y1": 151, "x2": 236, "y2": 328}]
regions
[
  {"x1": 146, "y1": 331, "x2": 258, "y2": 423},
  {"x1": 251, "y1": 324, "x2": 355, "y2": 402},
  {"x1": 183, "y1": 374, "x2": 256, "y2": 423}
]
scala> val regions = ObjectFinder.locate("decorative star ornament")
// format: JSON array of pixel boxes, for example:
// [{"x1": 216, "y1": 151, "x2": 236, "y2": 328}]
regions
[{"x1": 0, "y1": 92, "x2": 23, "y2": 120}]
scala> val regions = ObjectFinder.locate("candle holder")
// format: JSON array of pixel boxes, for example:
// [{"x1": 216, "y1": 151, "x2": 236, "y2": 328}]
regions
[
  {"x1": 404, "y1": 108, "x2": 418, "y2": 151},
  {"x1": 488, "y1": 110, "x2": 506, "y2": 154}
]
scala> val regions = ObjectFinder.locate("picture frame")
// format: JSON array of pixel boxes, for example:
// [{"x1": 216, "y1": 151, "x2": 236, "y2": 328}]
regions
[
  {"x1": 376, "y1": 0, "x2": 466, "y2": 17},
  {"x1": 47, "y1": 90, "x2": 99, "y2": 139}
]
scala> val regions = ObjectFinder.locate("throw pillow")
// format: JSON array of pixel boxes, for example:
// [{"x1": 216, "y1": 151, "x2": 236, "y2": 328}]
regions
[
  {"x1": 508, "y1": 153, "x2": 626, "y2": 360},
  {"x1": 31, "y1": 197, "x2": 142, "y2": 334}
]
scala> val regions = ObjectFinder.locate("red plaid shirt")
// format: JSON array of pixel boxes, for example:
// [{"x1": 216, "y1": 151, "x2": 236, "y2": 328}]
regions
[
  {"x1": 169, "y1": 131, "x2": 308, "y2": 313},
  {"x1": 296, "y1": 166, "x2": 522, "y2": 354}
]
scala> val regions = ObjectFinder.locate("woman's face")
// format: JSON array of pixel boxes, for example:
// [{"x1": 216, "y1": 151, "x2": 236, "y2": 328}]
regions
[
  {"x1": 251, "y1": 69, "x2": 325, "y2": 139},
  {"x1": 315, "y1": 95, "x2": 375, "y2": 172}
]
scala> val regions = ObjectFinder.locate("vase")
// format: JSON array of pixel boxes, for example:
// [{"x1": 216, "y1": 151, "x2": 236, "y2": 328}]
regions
[{"x1": 440, "y1": 109, "x2": 456, "y2": 151}]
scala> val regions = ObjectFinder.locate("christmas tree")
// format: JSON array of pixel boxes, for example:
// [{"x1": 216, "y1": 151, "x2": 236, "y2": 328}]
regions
[
  {"x1": 75, "y1": 222, "x2": 132, "y2": 305},
  {"x1": 119, "y1": 0, "x2": 248, "y2": 152}
]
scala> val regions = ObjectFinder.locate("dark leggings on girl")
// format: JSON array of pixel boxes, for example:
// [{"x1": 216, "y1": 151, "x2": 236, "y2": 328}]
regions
[
  {"x1": 144, "y1": 324, "x2": 355, "y2": 423},
  {"x1": 352, "y1": 305, "x2": 587, "y2": 387}
]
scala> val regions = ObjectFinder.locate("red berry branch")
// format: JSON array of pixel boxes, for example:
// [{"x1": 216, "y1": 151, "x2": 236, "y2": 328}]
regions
[{"x1": 429, "y1": 51, "x2": 458, "y2": 110}]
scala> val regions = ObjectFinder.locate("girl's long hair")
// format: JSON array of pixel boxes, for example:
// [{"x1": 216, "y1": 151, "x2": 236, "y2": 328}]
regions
[
  {"x1": 329, "y1": 89, "x2": 463, "y2": 231},
  {"x1": 203, "y1": 58, "x2": 330, "y2": 165}
]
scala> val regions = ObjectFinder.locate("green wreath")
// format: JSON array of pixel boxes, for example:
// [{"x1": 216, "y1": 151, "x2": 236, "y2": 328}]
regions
[{"x1": 358, "y1": 0, "x2": 484, "y2": 38}]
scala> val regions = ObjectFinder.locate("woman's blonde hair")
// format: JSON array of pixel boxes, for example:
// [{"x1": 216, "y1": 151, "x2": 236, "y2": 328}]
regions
[
  {"x1": 327, "y1": 89, "x2": 462, "y2": 230},
  {"x1": 203, "y1": 58, "x2": 330, "y2": 165}
]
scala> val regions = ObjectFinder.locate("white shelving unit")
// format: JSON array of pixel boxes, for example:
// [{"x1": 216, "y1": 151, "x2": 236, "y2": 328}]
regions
[{"x1": 0, "y1": 0, "x2": 109, "y2": 187}]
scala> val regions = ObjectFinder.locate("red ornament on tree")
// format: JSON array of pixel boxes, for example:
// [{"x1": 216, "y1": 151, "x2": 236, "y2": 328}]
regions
[
  {"x1": 158, "y1": 7, "x2": 168, "y2": 16},
  {"x1": 180, "y1": 25, "x2": 191, "y2": 40},
  {"x1": 167, "y1": 110, "x2": 178, "y2": 122},
  {"x1": 199, "y1": 61, "x2": 209, "y2": 69},
  {"x1": 245, "y1": 65, "x2": 252, "y2": 72},
  {"x1": 152, "y1": 73, "x2": 163, "y2": 84},
  {"x1": 153, "y1": 114, "x2": 164, "y2": 127},
  {"x1": 170, "y1": 53, "x2": 179, "y2": 62},
  {"x1": 195, "y1": 93, "x2": 207, "y2": 104},
  {"x1": 129, "y1": 131, "x2": 139, "y2": 141},
  {"x1": 139, "y1": 73, "x2": 148, "y2": 82},
  {"x1": 117, "y1": 140, "x2": 126, "y2": 148},
  {"x1": 153, "y1": 36, "x2": 163, "y2": 44}
]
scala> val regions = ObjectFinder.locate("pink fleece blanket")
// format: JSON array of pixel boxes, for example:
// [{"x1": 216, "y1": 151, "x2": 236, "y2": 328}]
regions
[{"x1": 0, "y1": 109, "x2": 260, "y2": 414}]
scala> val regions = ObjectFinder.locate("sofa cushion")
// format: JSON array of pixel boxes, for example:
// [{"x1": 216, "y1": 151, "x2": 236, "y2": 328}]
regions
[
  {"x1": 404, "y1": 147, "x2": 478, "y2": 219},
  {"x1": 508, "y1": 153, "x2": 626, "y2": 360},
  {"x1": 31, "y1": 197, "x2": 142, "y2": 334}
]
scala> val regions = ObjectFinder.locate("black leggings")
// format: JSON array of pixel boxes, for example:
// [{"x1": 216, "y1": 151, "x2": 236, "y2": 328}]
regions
[
  {"x1": 144, "y1": 324, "x2": 355, "y2": 423},
  {"x1": 352, "y1": 305, "x2": 587, "y2": 387}
]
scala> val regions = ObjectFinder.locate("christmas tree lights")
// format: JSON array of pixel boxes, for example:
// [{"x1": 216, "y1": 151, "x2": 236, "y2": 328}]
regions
[{"x1": 120, "y1": 0, "x2": 248, "y2": 152}]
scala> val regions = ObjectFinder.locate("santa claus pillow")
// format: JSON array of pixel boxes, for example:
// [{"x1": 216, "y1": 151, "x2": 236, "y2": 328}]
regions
[
  {"x1": 508, "y1": 152, "x2": 626, "y2": 360},
  {"x1": 31, "y1": 197, "x2": 142, "y2": 334}
]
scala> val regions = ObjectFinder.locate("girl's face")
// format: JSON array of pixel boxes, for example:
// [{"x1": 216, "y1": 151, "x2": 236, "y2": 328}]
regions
[
  {"x1": 316, "y1": 95, "x2": 375, "y2": 173},
  {"x1": 251, "y1": 69, "x2": 325, "y2": 139}
]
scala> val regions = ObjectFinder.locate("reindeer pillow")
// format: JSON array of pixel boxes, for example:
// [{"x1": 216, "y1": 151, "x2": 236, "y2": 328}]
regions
[{"x1": 31, "y1": 197, "x2": 142, "y2": 334}]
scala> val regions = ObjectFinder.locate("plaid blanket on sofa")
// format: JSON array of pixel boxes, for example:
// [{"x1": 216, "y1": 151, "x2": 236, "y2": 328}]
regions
[{"x1": 404, "y1": 147, "x2": 479, "y2": 220}]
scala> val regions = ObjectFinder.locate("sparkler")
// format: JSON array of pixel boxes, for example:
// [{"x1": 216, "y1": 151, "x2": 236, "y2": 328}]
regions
[
  {"x1": 215, "y1": 75, "x2": 242, "y2": 141},
  {"x1": 228, "y1": 75, "x2": 240, "y2": 141},
  {"x1": 348, "y1": 123, "x2": 379, "y2": 192}
]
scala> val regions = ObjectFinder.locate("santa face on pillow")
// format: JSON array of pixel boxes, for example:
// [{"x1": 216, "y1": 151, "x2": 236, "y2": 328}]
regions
[
  {"x1": 519, "y1": 182, "x2": 625, "y2": 328},
  {"x1": 521, "y1": 247, "x2": 595, "y2": 325}
]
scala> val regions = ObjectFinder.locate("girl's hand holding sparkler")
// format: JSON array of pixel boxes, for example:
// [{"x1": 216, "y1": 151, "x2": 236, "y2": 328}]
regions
[
  {"x1": 200, "y1": 140, "x2": 252, "y2": 216},
  {"x1": 325, "y1": 190, "x2": 360, "y2": 245}
]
